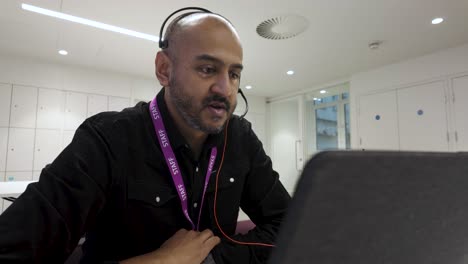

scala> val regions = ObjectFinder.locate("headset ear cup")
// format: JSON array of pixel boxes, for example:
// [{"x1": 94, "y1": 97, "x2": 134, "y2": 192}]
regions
[
  {"x1": 238, "y1": 89, "x2": 249, "y2": 119},
  {"x1": 159, "y1": 40, "x2": 168, "y2": 49}
]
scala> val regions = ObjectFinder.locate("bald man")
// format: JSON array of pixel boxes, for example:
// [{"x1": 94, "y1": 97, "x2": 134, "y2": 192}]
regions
[{"x1": 0, "y1": 10, "x2": 290, "y2": 264}]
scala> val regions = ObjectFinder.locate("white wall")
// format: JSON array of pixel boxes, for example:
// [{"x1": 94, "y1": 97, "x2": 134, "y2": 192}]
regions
[
  {"x1": 350, "y1": 43, "x2": 468, "y2": 149},
  {"x1": 0, "y1": 54, "x2": 157, "y2": 100},
  {"x1": 264, "y1": 43, "x2": 468, "y2": 198}
]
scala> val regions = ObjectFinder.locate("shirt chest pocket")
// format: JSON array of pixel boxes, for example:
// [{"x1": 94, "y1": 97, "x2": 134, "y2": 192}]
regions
[
  {"x1": 207, "y1": 157, "x2": 249, "y2": 190},
  {"x1": 205, "y1": 160, "x2": 249, "y2": 214},
  {"x1": 125, "y1": 173, "x2": 186, "y2": 231}
]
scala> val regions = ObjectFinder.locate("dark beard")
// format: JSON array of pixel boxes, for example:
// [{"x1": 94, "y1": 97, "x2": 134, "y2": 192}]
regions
[{"x1": 167, "y1": 80, "x2": 233, "y2": 134}]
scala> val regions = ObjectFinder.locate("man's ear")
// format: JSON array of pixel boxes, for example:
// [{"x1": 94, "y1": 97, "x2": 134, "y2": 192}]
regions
[{"x1": 155, "y1": 51, "x2": 171, "y2": 87}]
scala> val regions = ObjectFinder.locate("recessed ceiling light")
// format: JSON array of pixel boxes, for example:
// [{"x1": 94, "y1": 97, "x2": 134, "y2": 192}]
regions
[
  {"x1": 21, "y1": 3, "x2": 159, "y2": 42},
  {"x1": 287, "y1": 70, "x2": 294, "y2": 75},
  {"x1": 58, "y1": 50, "x2": 68, "y2": 55},
  {"x1": 320, "y1": 90, "x2": 327, "y2": 94},
  {"x1": 245, "y1": 85, "x2": 252, "y2": 90},
  {"x1": 432, "y1": 18, "x2": 444, "y2": 25}
]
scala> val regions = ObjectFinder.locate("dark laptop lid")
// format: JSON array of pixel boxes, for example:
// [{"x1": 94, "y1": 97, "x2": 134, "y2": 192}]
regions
[{"x1": 270, "y1": 151, "x2": 468, "y2": 264}]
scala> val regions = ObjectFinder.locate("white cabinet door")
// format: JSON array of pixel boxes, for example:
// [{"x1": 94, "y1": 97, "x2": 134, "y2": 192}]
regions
[
  {"x1": 358, "y1": 91, "x2": 399, "y2": 150},
  {"x1": 397, "y1": 81, "x2": 449, "y2": 151},
  {"x1": 0, "y1": 128, "x2": 8, "y2": 172},
  {"x1": 270, "y1": 97, "x2": 303, "y2": 194},
  {"x1": 5, "y1": 171, "x2": 33, "y2": 181},
  {"x1": 62, "y1": 130, "x2": 75, "y2": 149},
  {"x1": 133, "y1": 98, "x2": 145, "y2": 106},
  {"x1": 452, "y1": 75, "x2": 468, "y2": 151},
  {"x1": 34, "y1": 129, "x2": 62, "y2": 171},
  {"x1": 0, "y1": 171, "x2": 4, "y2": 214},
  {"x1": 0, "y1": 84, "x2": 12, "y2": 127},
  {"x1": 87, "y1": 94, "x2": 108, "y2": 117},
  {"x1": 33, "y1": 171, "x2": 41, "y2": 181},
  {"x1": 108, "y1": 96, "x2": 130, "y2": 112},
  {"x1": 10, "y1": 85, "x2": 38, "y2": 128},
  {"x1": 64, "y1": 92, "x2": 87, "y2": 130},
  {"x1": 36, "y1": 89, "x2": 65, "y2": 129},
  {"x1": 6, "y1": 128, "x2": 35, "y2": 171}
]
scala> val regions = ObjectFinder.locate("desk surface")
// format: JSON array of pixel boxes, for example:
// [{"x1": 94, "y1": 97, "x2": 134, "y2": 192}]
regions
[{"x1": 0, "y1": 181, "x2": 35, "y2": 197}]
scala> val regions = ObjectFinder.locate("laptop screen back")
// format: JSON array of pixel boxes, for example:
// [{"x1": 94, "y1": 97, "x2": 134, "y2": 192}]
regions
[{"x1": 270, "y1": 151, "x2": 468, "y2": 264}]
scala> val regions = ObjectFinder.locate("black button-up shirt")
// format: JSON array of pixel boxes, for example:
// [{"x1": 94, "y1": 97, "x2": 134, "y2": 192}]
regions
[
  {"x1": 154, "y1": 92, "x2": 224, "y2": 224},
  {"x1": 0, "y1": 88, "x2": 291, "y2": 263}
]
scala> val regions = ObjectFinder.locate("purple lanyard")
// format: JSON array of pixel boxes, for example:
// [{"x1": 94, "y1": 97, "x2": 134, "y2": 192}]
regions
[{"x1": 149, "y1": 97, "x2": 217, "y2": 231}]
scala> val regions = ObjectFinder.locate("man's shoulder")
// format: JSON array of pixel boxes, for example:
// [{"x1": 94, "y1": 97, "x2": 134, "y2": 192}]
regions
[
  {"x1": 89, "y1": 101, "x2": 146, "y2": 123},
  {"x1": 227, "y1": 115, "x2": 258, "y2": 144},
  {"x1": 83, "y1": 101, "x2": 149, "y2": 136},
  {"x1": 228, "y1": 115, "x2": 253, "y2": 134}
]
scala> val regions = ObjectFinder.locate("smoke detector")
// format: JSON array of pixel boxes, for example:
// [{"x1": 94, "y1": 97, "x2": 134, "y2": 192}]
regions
[{"x1": 256, "y1": 15, "x2": 309, "y2": 40}]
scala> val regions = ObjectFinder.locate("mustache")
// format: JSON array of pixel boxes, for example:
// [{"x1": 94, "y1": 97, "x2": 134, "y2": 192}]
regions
[{"x1": 202, "y1": 95, "x2": 231, "y2": 112}]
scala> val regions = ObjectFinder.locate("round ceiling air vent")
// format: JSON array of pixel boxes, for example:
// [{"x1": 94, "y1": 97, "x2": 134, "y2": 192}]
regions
[{"x1": 256, "y1": 15, "x2": 309, "y2": 40}]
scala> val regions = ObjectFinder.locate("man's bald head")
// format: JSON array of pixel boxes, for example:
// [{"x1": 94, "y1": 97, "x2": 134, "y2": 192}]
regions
[
  {"x1": 154, "y1": 10, "x2": 243, "y2": 135},
  {"x1": 162, "y1": 12, "x2": 242, "y2": 62}
]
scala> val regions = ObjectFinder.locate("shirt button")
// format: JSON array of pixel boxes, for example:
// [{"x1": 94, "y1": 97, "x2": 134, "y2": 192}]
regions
[
  {"x1": 155, "y1": 196, "x2": 161, "y2": 203},
  {"x1": 193, "y1": 202, "x2": 198, "y2": 208},
  {"x1": 195, "y1": 166, "x2": 199, "y2": 173},
  {"x1": 229, "y1": 178, "x2": 235, "y2": 183}
]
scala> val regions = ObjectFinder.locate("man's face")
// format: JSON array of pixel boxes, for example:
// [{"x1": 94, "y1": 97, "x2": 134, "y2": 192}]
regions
[{"x1": 166, "y1": 18, "x2": 243, "y2": 134}]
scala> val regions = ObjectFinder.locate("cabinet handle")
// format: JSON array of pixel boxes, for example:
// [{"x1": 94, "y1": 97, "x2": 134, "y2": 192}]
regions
[{"x1": 295, "y1": 140, "x2": 302, "y2": 171}]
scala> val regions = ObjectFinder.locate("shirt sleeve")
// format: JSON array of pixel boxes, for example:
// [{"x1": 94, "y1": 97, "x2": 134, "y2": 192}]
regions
[
  {"x1": 0, "y1": 118, "x2": 117, "y2": 263},
  {"x1": 213, "y1": 121, "x2": 291, "y2": 264}
]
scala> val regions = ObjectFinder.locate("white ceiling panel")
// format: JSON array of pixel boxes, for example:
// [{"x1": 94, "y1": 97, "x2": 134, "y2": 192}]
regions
[{"x1": 0, "y1": 0, "x2": 467, "y2": 97}]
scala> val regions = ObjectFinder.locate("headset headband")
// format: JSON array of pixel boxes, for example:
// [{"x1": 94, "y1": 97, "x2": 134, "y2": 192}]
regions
[{"x1": 159, "y1": 7, "x2": 212, "y2": 49}]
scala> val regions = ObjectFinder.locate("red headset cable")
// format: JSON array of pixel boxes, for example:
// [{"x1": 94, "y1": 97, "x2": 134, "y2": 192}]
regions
[{"x1": 212, "y1": 119, "x2": 275, "y2": 247}]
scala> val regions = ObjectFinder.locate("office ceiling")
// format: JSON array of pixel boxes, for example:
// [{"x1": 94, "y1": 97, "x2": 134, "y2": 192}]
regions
[{"x1": 0, "y1": 0, "x2": 467, "y2": 98}]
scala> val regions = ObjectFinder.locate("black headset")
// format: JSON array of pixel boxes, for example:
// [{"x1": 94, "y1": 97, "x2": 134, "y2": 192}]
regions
[{"x1": 158, "y1": 7, "x2": 249, "y2": 119}]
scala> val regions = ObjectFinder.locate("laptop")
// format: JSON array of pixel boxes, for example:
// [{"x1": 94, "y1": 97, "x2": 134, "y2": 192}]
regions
[{"x1": 270, "y1": 151, "x2": 468, "y2": 264}]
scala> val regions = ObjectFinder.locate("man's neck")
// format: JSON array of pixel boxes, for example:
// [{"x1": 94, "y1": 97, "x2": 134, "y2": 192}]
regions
[{"x1": 164, "y1": 91, "x2": 207, "y2": 159}]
